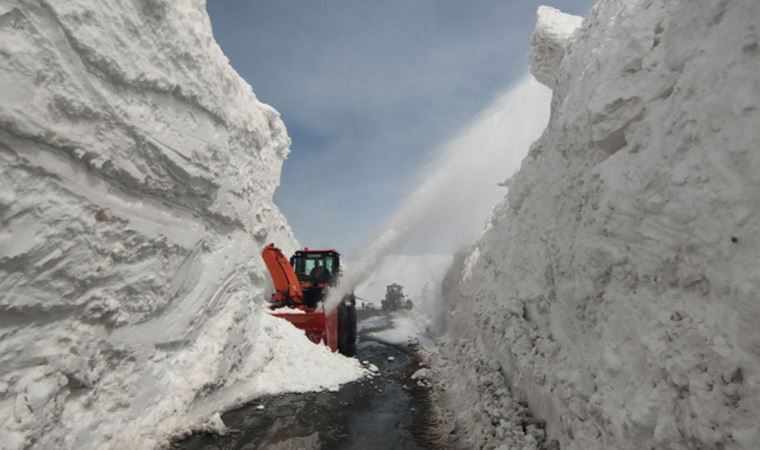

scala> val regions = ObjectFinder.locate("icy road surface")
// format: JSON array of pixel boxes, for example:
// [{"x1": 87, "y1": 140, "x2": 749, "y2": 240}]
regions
[{"x1": 175, "y1": 311, "x2": 444, "y2": 449}]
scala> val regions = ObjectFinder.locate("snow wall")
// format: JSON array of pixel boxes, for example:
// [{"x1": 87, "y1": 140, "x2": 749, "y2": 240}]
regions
[
  {"x1": 0, "y1": 1, "x2": 364, "y2": 448},
  {"x1": 440, "y1": 1, "x2": 760, "y2": 449}
]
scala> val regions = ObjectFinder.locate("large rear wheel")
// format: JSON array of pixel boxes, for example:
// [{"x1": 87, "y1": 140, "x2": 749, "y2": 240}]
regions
[
  {"x1": 337, "y1": 303, "x2": 349, "y2": 355},
  {"x1": 345, "y1": 303, "x2": 357, "y2": 356},
  {"x1": 337, "y1": 301, "x2": 357, "y2": 357}
]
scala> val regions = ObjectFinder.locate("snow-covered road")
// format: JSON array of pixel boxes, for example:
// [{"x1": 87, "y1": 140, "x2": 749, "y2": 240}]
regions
[{"x1": 177, "y1": 311, "x2": 443, "y2": 449}]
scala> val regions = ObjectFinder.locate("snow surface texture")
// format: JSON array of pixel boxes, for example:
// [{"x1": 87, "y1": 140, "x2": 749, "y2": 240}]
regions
[
  {"x1": 0, "y1": 1, "x2": 364, "y2": 449},
  {"x1": 440, "y1": 1, "x2": 760, "y2": 449}
]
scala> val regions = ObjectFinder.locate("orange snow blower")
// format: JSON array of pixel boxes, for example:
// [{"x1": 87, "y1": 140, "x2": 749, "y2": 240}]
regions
[{"x1": 261, "y1": 243, "x2": 357, "y2": 356}]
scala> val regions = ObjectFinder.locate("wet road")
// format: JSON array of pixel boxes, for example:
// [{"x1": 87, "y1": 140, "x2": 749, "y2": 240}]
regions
[{"x1": 176, "y1": 312, "x2": 438, "y2": 450}]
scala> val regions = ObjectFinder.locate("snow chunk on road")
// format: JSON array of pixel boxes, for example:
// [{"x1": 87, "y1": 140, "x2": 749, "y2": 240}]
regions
[
  {"x1": 370, "y1": 310, "x2": 431, "y2": 345},
  {"x1": 411, "y1": 368, "x2": 432, "y2": 381}
]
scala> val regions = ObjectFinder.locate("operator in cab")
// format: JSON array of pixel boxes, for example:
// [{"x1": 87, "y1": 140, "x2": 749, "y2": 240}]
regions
[{"x1": 309, "y1": 259, "x2": 331, "y2": 284}]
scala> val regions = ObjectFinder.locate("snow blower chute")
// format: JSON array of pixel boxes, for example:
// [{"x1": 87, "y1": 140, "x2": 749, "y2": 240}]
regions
[{"x1": 261, "y1": 243, "x2": 357, "y2": 356}]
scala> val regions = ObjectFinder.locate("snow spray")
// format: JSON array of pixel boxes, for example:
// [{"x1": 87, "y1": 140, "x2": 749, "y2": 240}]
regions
[{"x1": 325, "y1": 75, "x2": 551, "y2": 312}]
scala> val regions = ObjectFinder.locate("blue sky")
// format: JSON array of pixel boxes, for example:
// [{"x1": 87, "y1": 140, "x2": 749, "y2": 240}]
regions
[{"x1": 207, "y1": 1, "x2": 594, "y2": 255}]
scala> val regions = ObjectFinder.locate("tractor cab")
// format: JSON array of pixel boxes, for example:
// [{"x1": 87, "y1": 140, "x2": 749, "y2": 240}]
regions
[
  {"x1": 290, "y1": 249, "x2": 340, "y2": 285},
  {"x1": 382, "y1": 283, "x2": 413, "y2": 310},
  {"x1": 261, "y1": 243, "x2": 356, "y2": 356},
  {"x1": 290, "y1": 248, "x2": 340, "y2": 306},
  {"x1": 387, "y1": 284, "x2": 403, "y2": 297}
]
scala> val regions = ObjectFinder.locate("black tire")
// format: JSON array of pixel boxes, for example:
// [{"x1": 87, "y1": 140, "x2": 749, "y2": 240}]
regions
[
  {"x1": 337, "y1": 303, "x2": 349, "y2": 356},
  {"x1": 337, "y1": 302, "x2": 357, "y2": 357},
  {"x1": 345, "y1": 304, "x2": 357, "y2": 357},
  {"x1": 405, "y1": 299, "x2": 413, "y2": 310}
]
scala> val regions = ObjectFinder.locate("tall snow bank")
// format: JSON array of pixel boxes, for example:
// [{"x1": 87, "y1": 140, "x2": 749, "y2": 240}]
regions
[
  {"x1": 0, "y1": 1, "x2": 364, "y2": 448},
  {"x1": 441, "y1": 1, "x2": 760, "y2": 449}
]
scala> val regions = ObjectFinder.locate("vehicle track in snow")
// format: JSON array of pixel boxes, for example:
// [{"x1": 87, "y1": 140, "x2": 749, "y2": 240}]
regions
[{"x1": 175, "y1": 311, "x2": 446, "y2": 450}]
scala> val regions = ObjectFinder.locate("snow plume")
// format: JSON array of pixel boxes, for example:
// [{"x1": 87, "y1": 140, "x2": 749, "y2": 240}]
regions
[
  {"x1": 440, "y1": 1, "x2": 760, "y2": 449},
  {"x1": 327, "y1": 76, "x2": 551, "y2": 311},
  {"x1": 0, "y1": 2, "x2": 363, "y2": 449},
  {"x1": 355, "y1": 254, "x2": 454, "y2": 335}
]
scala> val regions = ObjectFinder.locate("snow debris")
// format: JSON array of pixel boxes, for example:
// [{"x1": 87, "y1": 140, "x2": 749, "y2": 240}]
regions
[
  {"x1": 371, "y1": 311, "x2": 431, "y2": 345},
  {"x1": 440, "y1": 1, "x2": 760, "y2": 449},
  {"x1": 0, "y1": 1, "x2": 364, "y2": 448},
  {"x1": 357, "y1": 315, "x2": 390, "y2": 332},
  {"x1": 411, "y1": 368, "x2": 432, "y2": 381},
  {"x1": 429, "y1": 344, "x2": 553, "y2": 449},
  {"x1": 200, "y1": 413, "x2": 228, "y2": 436},
  {"x1": 267, "y1": 306, "x2": 309, "y2": 315}
]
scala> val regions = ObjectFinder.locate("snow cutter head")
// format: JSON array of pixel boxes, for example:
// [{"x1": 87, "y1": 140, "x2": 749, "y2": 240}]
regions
[{"x1": 270, "y1": 305, "x2": 339, "y2": 351}]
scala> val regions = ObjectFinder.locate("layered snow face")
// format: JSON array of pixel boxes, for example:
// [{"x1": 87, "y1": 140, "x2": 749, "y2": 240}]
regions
[
  {"x1": 0, "y1": 1, "x2": 364, "y2": 448},
  {"x1": 442, "y1": 1, "x2": 760, "y2": 449}
]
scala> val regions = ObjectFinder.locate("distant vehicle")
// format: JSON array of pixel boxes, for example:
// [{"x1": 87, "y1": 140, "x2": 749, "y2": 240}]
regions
[{"x1": 381, "y1": 283, "x2": 413, "y2": 311}]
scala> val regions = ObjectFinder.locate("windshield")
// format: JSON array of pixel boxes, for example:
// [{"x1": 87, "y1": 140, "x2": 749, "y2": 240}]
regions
[{"x1": 293, "y1": 253, "x2": 337, "y2": 281}]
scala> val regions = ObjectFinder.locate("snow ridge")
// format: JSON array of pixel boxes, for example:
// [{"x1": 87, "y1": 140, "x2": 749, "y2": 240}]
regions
[
  {"x1": 441, "y1": 1, "x2": 760, "y2": 449},
  {"x1": 530, "y1": 6, "x2": 582, "y2": 90},
  {"x1": 0, "y1": 1, "x2": 364, "y2": 448}
]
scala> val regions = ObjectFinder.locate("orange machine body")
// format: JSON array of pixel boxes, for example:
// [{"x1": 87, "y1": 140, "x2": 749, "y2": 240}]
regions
[
  {"x1": 269, "y1": 306, "x2": 339, "y2": 352},
  {"x1": 261, "y1": 244, "x2": 341, "y2": 352},
  {"x1": 261, "y1": 244, "x2": 304, "y2": 304}
]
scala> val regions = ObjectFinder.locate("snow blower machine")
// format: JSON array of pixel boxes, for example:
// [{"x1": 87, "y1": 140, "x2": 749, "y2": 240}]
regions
[
  {"x1": 381, "y1": 283, "x2": 413, "y2": 311},
  {"x1": 261, "y1": 243, "x2": 357, "y2": 356}
]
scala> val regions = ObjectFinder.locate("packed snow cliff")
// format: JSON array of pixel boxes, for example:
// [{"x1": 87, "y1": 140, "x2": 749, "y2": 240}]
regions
[
  {"x1": 439, "y1": 1, "x2": 760, "y2": 449},
  {"x1": 0, "y1": 1, "x2": 364, "y2": 449}
]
